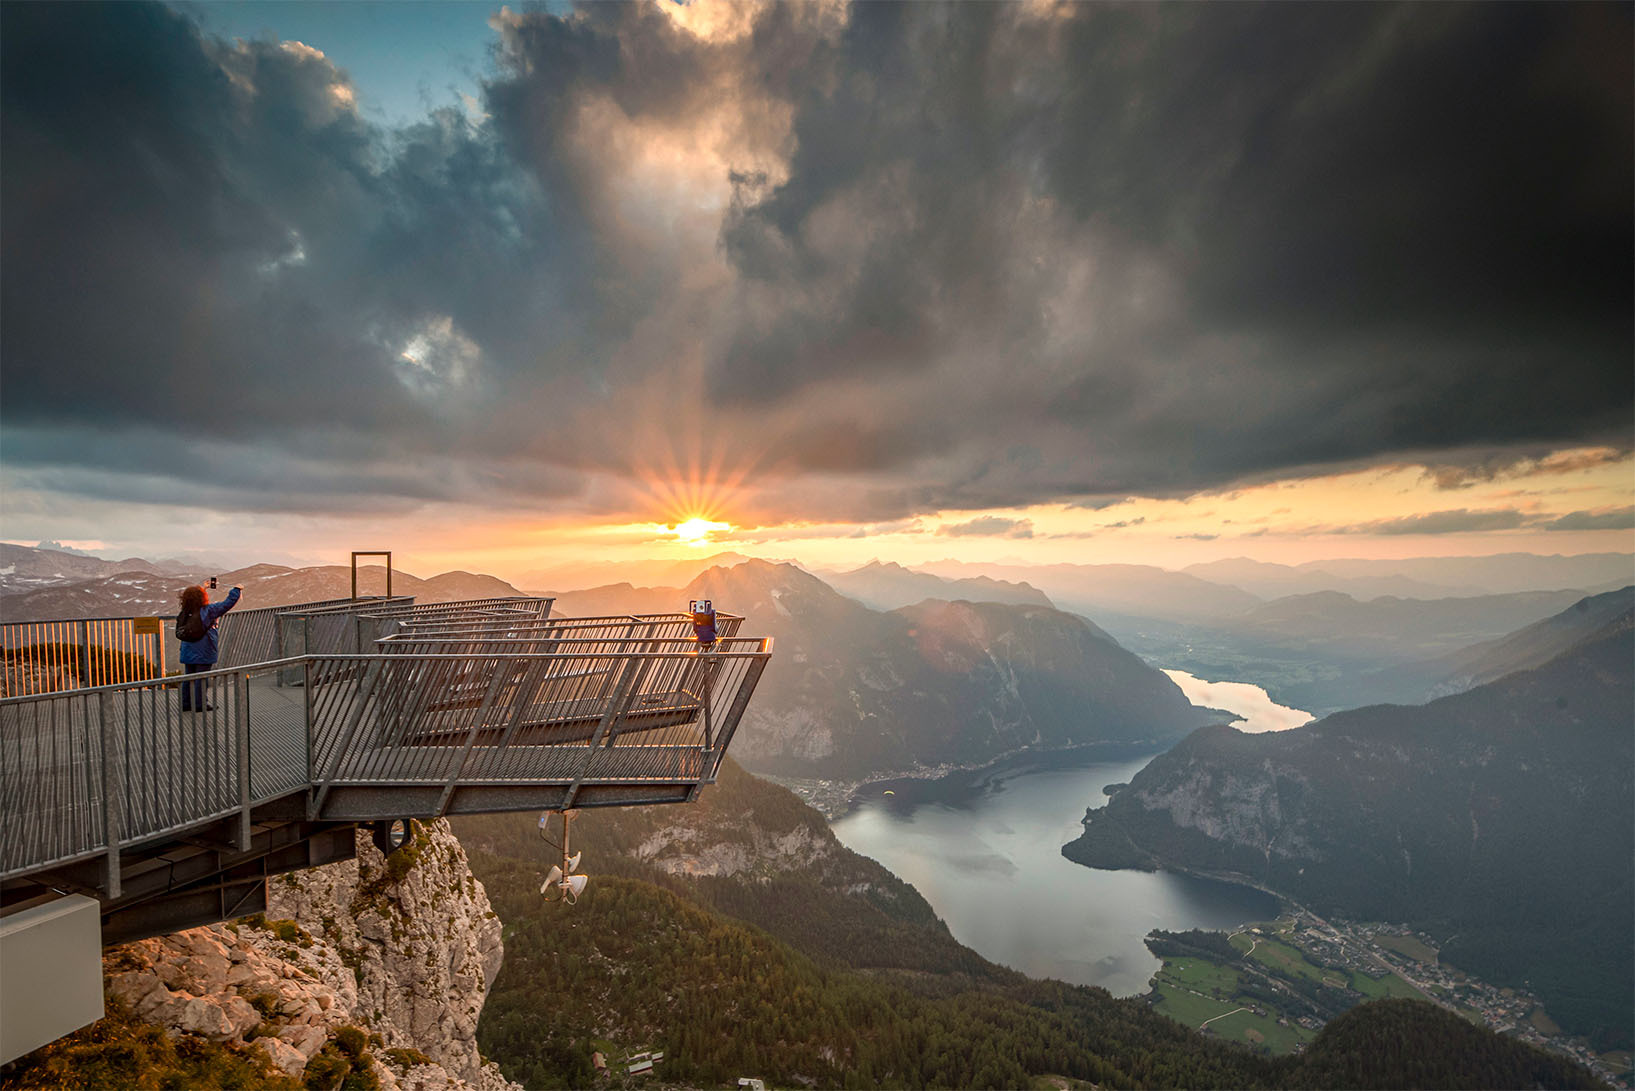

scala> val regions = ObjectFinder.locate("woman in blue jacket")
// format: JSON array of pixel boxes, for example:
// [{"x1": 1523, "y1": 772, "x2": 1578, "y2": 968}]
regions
[{"x1": 178, "y1": 583, "x2": 242, "y2": 711}]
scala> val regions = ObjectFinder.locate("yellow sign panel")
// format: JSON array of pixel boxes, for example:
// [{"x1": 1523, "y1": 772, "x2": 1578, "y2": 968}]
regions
[{"x1": 132, "y1": 617, "x2": 162, "y2": 635}]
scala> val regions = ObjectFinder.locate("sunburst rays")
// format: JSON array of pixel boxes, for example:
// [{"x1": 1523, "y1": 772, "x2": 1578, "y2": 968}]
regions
[{"x1": 623, "y1": 424, "x2": 761, "y2": 544}]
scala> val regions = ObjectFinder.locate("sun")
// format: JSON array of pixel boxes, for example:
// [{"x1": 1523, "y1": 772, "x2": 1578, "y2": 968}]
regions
[{"x1": 673, "y1": 517, "x2": 732, "y2": 545}]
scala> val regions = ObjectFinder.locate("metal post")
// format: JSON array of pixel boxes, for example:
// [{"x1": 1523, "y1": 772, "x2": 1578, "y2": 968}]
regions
[
  {"x1": 704, "y1": 656, "x2": 715, "y2": 750},
  {"x1": 236, "y1": 673, "x2": 252, "y2": 851},
  {"x1": 77, "y1": 621, "x2": 90, "y2": 689},
  {"x1": 707, "y1": 643, "x2": 771, "y2": 780},
  {"x1": 99, "y1": 691, "x2": 122, "y2": 900},
  {"x1": 304, "y1": 659, "x2": 314, "y2": 782}
]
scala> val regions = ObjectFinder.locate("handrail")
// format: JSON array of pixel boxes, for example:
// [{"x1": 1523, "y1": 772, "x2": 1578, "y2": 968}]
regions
[
  {"x1": 0, "y1": 596, "x2": 561, "y2": 694},
  {"x1": 1, "y1": 630, "x2": 772, "y2": 890},
  {"x1": 378, "y1": 615, "x2": 745, "y2": 647},
  {"x1": 0, "y1": 612, "x2": 181, "y2": 625},
  {"x1": 357, "y1": 597, "x2": 553, "y2": 618},
  {"x1": 390, "y1": 613, "x2": 743, "y2": 632},
  {"x1": 376, "y1": 634, "x2": 755, "y2": 648},
  {"x1": 1, "y1": 617, "x2": 169, "y2": 698}
]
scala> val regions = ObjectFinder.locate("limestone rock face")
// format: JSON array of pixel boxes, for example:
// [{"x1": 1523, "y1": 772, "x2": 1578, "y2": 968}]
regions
[
  {"x1": 266, "y1": 821, "x2": 509, "y2": 1088},
  {"x1": 101, "y1": 820, "x2": 519, "y2": 1091},
  {"x1": 634, "y1": 817, "x2": 832, "y2": 879}
]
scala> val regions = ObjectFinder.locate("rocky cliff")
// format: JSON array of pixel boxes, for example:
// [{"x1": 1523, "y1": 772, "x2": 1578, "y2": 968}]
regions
[{"x1": 98, "y1": 821, "x2": 519, "y2": 1090}]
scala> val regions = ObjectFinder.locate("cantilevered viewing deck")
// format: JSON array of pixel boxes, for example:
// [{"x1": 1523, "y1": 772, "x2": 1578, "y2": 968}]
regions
[{"x1": 0, "y1": 596, "x2": 770, "y2": 943}]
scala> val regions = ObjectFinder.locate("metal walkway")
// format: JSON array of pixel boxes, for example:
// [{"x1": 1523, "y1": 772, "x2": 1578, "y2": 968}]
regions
[{"x1": 0, "y1": 598, "x2": 770, "y2": 941}]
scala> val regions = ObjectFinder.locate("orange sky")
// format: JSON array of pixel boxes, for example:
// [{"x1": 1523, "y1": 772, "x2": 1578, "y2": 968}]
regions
[
  {"x1": 42, "y1": 442, "x2": 1606, "y2": 583},
  {"x1": 12, "y1": 445, "x2": 1630, "y2": 584}
]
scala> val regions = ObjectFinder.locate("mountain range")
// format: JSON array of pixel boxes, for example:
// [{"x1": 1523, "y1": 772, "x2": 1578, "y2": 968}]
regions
[
  {"x1": 555, "y1": 559, "x2": 1216, "y2": 780},
  {"x1": 1280, "y1": 586, "x2": 1635, "y2": 711},
  {"x1": 821, "y1": 559, "x2": 1054, "y2": 611},
  {"x1": 1181, "y1": 553, "x2": 1635, "y2": 600},
  {"x1": 1221, "y1": 587, "x2": 1592, "y2": 664},
  {"x1": 918, "y1": 559, "x2": 1265, "y2": 622},
  {"x1": 6, "y1": 543, "x2": 1627, "y2": 1083},
  {"x1": 0, "y1": 542, "x2": 190, "y2": 596},
  {"x1": 1101, "y1": 585, "x2": 1605, "y2": 716},
  {"x1": 1182, "y1": 556, "x2": 1490, "y2": 600},
  {"x1": 516, "y1": 551, "x2": 767, "y2": 595},
  {"x1": 0, "y1": 552, "x2": 527, "y2": 622},
  {"x1": 1065, "y1": 609, "x2": 1635, "y2": 1049}
]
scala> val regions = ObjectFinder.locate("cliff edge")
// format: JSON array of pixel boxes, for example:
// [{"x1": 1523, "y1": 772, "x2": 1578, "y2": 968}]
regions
[{"x1": 96, "y1": 820, "x2": 518, "y2": 1090}]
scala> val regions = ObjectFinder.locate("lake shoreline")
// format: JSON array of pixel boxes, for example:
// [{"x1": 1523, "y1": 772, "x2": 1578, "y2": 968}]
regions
[
  {"x1": 827, "y1": 748, "x2": 1281, "y2": 995},
  {"x1": 762, "y1": 739, "x2": 1174, "y2": 821}
]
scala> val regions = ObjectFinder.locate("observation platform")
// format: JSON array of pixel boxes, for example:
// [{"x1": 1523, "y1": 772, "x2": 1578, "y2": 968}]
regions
[{"x1": 0, "y1": 596, "x2": 770, "y2": 945}]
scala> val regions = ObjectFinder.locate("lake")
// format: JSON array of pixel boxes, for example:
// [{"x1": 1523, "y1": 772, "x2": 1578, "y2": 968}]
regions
[
  {"x1": 1161, "y1": 669, "x2": 1314, "y2": 733},
  {"x1": 830, "y1": 748, "x2": 1279, "y2": 995}
]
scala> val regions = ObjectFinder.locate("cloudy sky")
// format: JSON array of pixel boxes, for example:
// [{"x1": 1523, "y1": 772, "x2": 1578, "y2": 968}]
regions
[{"x1": 3, "y1": 1, "x2": 1631, "y2": 580}]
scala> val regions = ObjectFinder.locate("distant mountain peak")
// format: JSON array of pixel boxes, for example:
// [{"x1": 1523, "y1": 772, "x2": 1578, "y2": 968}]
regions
[{"x1": 851, "y1": 560, "x2": 908, "y2": 574}]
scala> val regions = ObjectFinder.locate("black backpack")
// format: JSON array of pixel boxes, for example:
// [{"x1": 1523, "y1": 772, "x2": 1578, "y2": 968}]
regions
[{"x1": 176, "y1": 607, "x2": 208, "y2": 642}]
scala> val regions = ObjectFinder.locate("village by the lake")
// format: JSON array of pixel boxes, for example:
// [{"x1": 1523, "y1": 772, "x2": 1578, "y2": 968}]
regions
[{"x1": 1147, "y1": 907, "x2": 1633, "y2": 1090}]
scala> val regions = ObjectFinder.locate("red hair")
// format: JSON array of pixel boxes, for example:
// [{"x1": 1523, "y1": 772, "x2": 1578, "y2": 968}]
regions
[{"x1": 178, "y1": 585, "x2": 208, "y2": 612}]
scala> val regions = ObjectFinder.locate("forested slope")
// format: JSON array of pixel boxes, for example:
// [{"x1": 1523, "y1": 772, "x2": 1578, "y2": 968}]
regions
[{"x1": 456, "y1": 764, "x2": 1600, "y2": 1089}]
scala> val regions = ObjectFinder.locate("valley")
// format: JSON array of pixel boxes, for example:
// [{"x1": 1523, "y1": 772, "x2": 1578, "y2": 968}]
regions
[
  {"x1": 4, "y1": 545, "x2": 1628, "y2": 1089},
  {"x1": 455, "y1": 760, "x2": 1604, "y2": 1091}
]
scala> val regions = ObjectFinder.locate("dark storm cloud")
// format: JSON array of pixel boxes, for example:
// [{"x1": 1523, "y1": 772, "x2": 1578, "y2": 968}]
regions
[
  {"x1": 1344, "y1": 508, "x2": 1532, "y2": 536},
  {"x1": 2, "y1": 423, "x2": 585, "y2": 512},
  {"x1": 713, "y1": 2, "x2": 1633, "y2": 506},
  {"x1": 1, "y1": 2, "x2": 600, "y2": 498},
  {"x1": 1421, "y1": 447, "x2": 1630, "y2": 490},
  {"x1": 1543, "y1": 507, "x2": 1635, "y2": 532},
  {"x1": 1, "y1": 2, "x2": 1630, "y2": 521}
]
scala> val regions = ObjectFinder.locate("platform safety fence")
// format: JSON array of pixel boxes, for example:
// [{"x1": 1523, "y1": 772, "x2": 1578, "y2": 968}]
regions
[
  {"x1": 0, "y1": 619, "x2": 169, "y2": 699},
  {"x1": 0, "y1": 596, "x2": 559, "y2": 695},
  {"x1": 1, "y1": 631, "x2": 770, "y2": 887}
]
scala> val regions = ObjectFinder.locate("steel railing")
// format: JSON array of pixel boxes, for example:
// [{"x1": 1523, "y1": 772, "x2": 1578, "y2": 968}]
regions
[
  {"x1": 1, "y1": 618, "x2": 169, "y2": 698},
  {"x1": 1, "y1": 633, "x2": 771, "y2": 892},
  {"x1": 352, "y1": 597, "x2": 554, "y2": 649},
  {"x1": 0, "y1": 659, "x2": 308, "y2": 883},
  {"x1": 262, "y1": 597, "x2": 419, "y2": 662},
  {"x1": 214, "y1": 596, "x2": 405, "y2": 668},
  {"x1": 379, "y1": 612, "x2": 742, "y2": 648},
  {"x1": 0, "y1": 595, "x2": 553, "y2": 690},
  {"x1": 2, "y1": 596, "x2": 438, "y2": 692}
]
